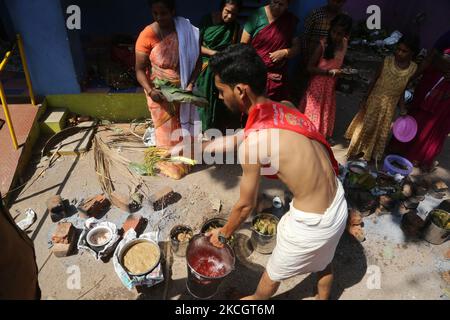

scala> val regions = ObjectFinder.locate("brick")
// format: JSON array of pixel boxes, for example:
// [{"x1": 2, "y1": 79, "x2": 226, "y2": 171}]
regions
[
  {"x1": 52, "y1": 243, "x2": 72, "y2": 258},
  {"x1": 149, "y1": 187, "x2": 175, "y2": 211},
  {"x1": 41, "y1": 108, "x2": 68, "y2": 135},
  {"x1": 122, "y1": 214, "x2": 146, "y2": 235},
  {"x1": 78, "y1": 194, "x2": 110, "y2": 219},
  {"x1": 51, "y1": 222, "x2": 74, "y2": 244},
  {"x1": 46, "y1": 195, "x2": 66, "y2": 223},
  {"x1": 51, "y1": 222, "x2": 77, "y2": 257}
]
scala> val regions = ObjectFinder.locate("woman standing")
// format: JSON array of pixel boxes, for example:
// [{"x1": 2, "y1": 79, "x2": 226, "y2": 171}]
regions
[
  {"x1": 135, "y1": 0, "x2": 202, "y2": 148},
  {"x1": 300, "y1": 14, "x2": 352, "y2": 143},
  {"x1": 241, "y1": 0, "x2": 300, "y2": 102},
  {"x1": 196, "y1": 0, "x2": 243, "y2": 132},
  {"x1": 345, "y1": 36, "x2": 419, "y2": 162},
  {"x1": 390, "y1": 49, "x2": 450, "y2": 172}
]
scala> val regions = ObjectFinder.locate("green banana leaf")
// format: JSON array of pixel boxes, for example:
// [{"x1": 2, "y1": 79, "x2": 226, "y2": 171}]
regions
[{"x1": 153, "y1": 78, "x2": 209, "y2": 108}]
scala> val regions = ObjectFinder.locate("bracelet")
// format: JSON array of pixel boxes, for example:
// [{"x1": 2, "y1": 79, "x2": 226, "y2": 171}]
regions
[{"x1": 218, "y1": 232, "x2": 229, "y2": 245}]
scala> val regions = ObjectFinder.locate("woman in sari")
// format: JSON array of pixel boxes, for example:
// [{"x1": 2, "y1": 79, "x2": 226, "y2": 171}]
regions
[
  {"x1": 390, "y1": 49, "x2": 450, "y2": 172},
  {"x1": 196, "y1": 0, "x2": 243, "y2": 132},
  {"x1": 135, "y1": 0, "x2": 201, "y2": 178},
  {"x1": 136, "y1": 0, "x2": 203, "y2": 145},
  {"x1": 241, "y1": 0, "x2": 300, "y2": 102}
]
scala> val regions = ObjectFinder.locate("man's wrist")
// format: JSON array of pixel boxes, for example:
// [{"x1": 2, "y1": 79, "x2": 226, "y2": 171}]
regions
[
  {"x1": 218, "y1": 232, "x2": 228, "y2": 244},
  {"x1": 220, "y1": 226, "x2": 232, "y2": 239}
]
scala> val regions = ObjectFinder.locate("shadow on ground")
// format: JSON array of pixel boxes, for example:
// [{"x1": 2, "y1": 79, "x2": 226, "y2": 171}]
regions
[{"x1": 136, "y1": 232, "x2": 367, "y2": 301}]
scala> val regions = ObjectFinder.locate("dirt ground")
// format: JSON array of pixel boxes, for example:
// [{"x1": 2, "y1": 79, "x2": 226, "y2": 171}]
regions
[{"x1": 7, "y1": 50, "x2": 450, "y2": 300}]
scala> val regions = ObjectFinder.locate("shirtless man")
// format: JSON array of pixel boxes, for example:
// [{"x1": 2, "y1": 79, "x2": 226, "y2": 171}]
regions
[{"x1": 204, "y1": 44, "x2": 348, "y2": 300}]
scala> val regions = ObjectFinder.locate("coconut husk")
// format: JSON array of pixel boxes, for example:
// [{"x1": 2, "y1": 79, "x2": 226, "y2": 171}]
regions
[
  {"x1": 379, "y1": 195, "x2": 396, "y2": 210},
  {"x1": 398, "y1": 203, "x2": 412, "y2": 216},
  {"x1": 348, "y1": 209, "x2": 363, "y2": 226},
  {"x1": 433, "y1": 181, "x2": 449, "y2": 193},
  {"x1": 347, "y1": 225, "x2": 366, "y2": 242},
  {"x1": 402, "y1": 183, "x2": 414, "y2": 198},
  {"x1": 401, "y1": 212, "x2": 426, "y2": 238}
]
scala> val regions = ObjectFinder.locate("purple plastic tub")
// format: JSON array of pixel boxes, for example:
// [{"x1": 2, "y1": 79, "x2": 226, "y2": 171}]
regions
[{"x1": 383, "y1": 155, "x2": 413, "y2": 176}]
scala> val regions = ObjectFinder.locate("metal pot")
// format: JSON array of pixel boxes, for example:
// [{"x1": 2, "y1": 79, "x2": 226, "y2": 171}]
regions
[
  {"x1": 119, "y1": 238, "x2": 161, "y2": 276},
  {"x1": 200, "y1": 218, "x2": 228, "y2": 233},
  {"x1": 86, "y1": 226, "x2": 113, "y2": 250},
  {"x1": 422, "y1": 210, "x2": 450, "y2": 245},
  {"x1": 186, "y1": 234, "x2": 235, "y2": 299},
  {"x1": 200, "y1": 218, "x2": 235, "y2": 247},
  {"x1": 170, "y1": 225, "x2": 193, "y2": 257},
  {"x1": 250, "y1": 213, "x2": 279, "y2": 255}
]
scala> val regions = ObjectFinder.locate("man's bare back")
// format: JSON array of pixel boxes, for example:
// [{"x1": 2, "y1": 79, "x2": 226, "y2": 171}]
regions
[{"x1": 243, "y1": 128, "x2": 337, "y2": 214}]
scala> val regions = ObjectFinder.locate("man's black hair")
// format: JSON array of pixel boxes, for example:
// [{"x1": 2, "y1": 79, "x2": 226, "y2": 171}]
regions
[
  {"x1": 210, "y1": 44, "x2": 267, "y2": 95},
  {"x1": 148, "y1": 0, "x2": 176, "y2": 11}
]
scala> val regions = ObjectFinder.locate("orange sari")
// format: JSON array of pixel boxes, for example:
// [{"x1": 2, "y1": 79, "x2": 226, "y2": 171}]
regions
[{"x1": 136, "y1": 26, "x2": 182, "y2": 148}]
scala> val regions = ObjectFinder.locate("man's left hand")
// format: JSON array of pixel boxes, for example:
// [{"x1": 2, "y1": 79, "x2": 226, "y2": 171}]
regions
[{"x1": 206, "y1": 228, "x2": 225, "y2": 249}]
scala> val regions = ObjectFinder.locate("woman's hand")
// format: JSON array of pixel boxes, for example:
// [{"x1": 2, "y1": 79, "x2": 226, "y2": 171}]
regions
[
  {"x1": 149, "y1": 89, "x2": 165, "y2": 103},
  {"x1": 328, "y1": 69, "x2": 343, "y2": 77},
  {"x1": 269, "y1": 49, "x2": 289, "y2": 63}
]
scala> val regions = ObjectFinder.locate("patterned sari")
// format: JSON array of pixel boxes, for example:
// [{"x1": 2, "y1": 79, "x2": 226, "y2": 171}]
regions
[
  {"x1": 136, "y1": 25, "x2": 181, "y2": 148},
  {"x1": 196, "y1": 14, "x2": 241, "y2": 132},
  {"x1": 301, "y1": 38, "x2": 347, "y2": 139},
  {"x1": 346, "y1": 56, "x2": 417, "y2": 161}
]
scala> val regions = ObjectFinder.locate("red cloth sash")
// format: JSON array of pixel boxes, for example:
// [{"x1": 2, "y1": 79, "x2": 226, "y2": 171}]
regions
[{"x1": 244, "y1": 102, "x2": 339, "y2": 178}]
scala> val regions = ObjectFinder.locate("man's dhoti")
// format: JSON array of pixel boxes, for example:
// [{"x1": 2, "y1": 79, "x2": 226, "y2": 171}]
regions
[{"x1": 267, "y1": 179, "x2": 348, "y2": 281}]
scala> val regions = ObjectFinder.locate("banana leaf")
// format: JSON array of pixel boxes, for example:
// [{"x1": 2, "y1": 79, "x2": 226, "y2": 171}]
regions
[{"x1": 153, "y1": 78, "x2": 209, "y2": 108}]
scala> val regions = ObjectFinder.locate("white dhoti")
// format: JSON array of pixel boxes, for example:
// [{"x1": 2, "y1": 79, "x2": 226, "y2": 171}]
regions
[{"x1": 266, "y1": 179, "x2": 348, "y2": 282}]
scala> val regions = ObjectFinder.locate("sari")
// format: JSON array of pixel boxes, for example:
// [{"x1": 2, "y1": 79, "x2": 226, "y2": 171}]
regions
[
  {"x1": 196, "y1": 14, "x2": 241, "y2": 132},
  {"x1": 301, "y1": 38, "x2": 348, "y2": 139},
  {"x1": 136, "y1": 25, "x2": 181, "y2": 148},
  {"x1": 245, "y1": 7, "x2": 298, "y2": 101},
  {"x1": 390, "y1": 65, "x2": 450, "y2": 167}
]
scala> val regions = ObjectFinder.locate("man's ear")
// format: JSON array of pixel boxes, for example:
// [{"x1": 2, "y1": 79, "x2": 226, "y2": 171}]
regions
[{"x1": 234, "y1": 84, "x2": 247, "y2": 100}]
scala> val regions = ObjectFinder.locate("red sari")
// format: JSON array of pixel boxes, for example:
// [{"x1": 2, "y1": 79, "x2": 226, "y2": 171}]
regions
[
  {"x1": 390, "y1": 66, "x2": 450, "y2": 167},
  {"x1": 251, "y1": 12, "x2": 298, "y2": 102}
]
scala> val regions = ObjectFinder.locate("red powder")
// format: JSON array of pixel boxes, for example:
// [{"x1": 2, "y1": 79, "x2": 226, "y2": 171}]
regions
[{"x1": 190, "y1": 249, "x2": 227, "y2": 278}]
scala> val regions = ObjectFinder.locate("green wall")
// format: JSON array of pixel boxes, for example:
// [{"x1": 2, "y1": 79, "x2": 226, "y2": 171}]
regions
[{"x1": 45, "y1": 93, "x2": 149, "y2": 122}]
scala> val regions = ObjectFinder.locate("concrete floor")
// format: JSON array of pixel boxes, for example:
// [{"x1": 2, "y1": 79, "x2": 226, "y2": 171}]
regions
[{"x1": 7, "y1": 50, "x2": 450, "y2": 300}]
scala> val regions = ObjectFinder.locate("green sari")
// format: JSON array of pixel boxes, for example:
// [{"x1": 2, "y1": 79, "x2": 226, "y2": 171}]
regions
[{"x1": 196, "y1": 14, "x2": 241, "y2": 132}]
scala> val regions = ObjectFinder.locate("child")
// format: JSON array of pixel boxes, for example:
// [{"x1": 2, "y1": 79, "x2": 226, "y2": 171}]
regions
[
  {"x1": 300, "y1": 14, "x2": 353, "y2": 144},
  {"x1": 345, "y1": 35, "x2": 419, "y2": 162}
]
